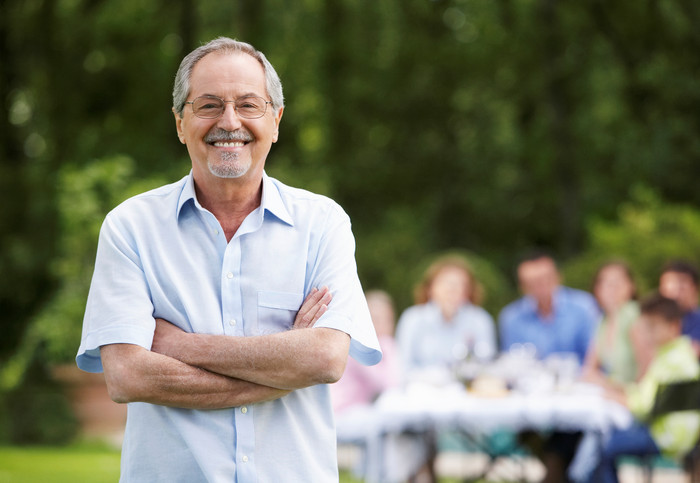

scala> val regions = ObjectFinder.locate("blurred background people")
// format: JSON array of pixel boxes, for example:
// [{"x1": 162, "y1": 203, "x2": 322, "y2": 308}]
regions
[
  {"x1": 396, "y1": 253, "x2": 497, "y2": 382},
  {"x1": 331, "y1": 290, "x2": 401, "y2": 414},
  {"x1": 393, "y1": 254, "x2": 496, "y2": 483},
  {"x1": 659, "y1": 260, "x2": 700, "y2": 354},
  {"x1": 499, "y1": 251, "x2": 599, "y2": 365},
  {"x1": 332, "y1": 290, "x2": 401, "y2": 481},
  {"x1": 498, "y1": 251, "x2": 599, "y2": 483},
  {"x1": 583, "y1": 261, "x2": 650, "y2": 386},
  {"x1": 588, "y1": 293, "x2": 700, "y2": 483}
]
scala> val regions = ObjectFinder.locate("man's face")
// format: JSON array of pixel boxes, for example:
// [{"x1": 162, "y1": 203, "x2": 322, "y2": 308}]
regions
[
  {"x1": 659, "y1": 271, "x2": 699, "y2": 312},
  {"x1": 518, "y1": 258, "x2": 560, "y2": 305},
  {"x1": 174, "y1": 52, "x2": 283, "y2": 184}
]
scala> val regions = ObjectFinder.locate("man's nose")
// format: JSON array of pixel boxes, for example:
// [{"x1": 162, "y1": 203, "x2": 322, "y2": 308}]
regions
[{"x1": 217, "y1": 102, "x2": 242, "y2": 130}]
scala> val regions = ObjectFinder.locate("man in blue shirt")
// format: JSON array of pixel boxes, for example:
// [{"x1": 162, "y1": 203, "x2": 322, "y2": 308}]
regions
[
  {"x1": 659, "y1": 260, "x2": 700, "y2": 355},
  {"x1": 77, "y1": 37, "x2": 381, "y2": 482},
  {"x1": 499, "y1": 252, "x2": 599, "y2": 364},
  {"x1": 498, "y1": 251, "x2": 599, "y2": 483}
]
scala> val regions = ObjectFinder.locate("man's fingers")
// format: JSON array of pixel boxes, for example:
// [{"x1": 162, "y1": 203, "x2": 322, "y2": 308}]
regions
[
  {"x1": 294, "y1": 287, "x2": 332, "y2": 329},
  {"x1": 300, "y1": 287, "x2": 323, "y2": 312},
  {"x1": 299, "y1": 287, "x2": 328, "y2": 315},
  {"x1": 302, "y1": 292, "x2": 332, "y2": 323},
  {"x1": 303, "y1": 292, "x2": 333, "y2": 322}
]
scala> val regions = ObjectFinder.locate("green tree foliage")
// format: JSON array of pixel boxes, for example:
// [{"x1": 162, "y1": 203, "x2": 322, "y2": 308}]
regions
[
  {"x1": 1, "y1": 157, "x2": 165, "y2": 388},
  {"x1": 2, "y1": 0, "x2": 700, "y2": 363},
  {"x1": 28, "y1": 157, "x2": 166, "y2": 365},
  {"x1": 564, "y1": 187, "x2": 700, "y2": 296}
]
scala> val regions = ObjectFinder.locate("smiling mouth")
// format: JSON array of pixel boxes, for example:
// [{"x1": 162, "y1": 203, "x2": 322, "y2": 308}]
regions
[{"x1": 212, "y1": 141, "x2": 247, "y2": 147}]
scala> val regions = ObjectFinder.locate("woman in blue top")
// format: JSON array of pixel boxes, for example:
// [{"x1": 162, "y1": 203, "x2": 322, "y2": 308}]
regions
[{"x1": 396, "y1": 254, "x2": 497, "y2": 381}]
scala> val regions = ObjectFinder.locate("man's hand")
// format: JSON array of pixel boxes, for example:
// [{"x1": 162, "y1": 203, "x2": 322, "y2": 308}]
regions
[{"x1": 293, "y1": 286, "x2": 333, "y2": 329}]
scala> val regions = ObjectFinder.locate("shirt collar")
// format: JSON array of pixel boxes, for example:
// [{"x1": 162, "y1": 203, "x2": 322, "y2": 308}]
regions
[
  {"x1": 176, "y1": 171, "x2": 197, "y2": 218},
  {"x1": 176, "y1": 171, "x2": 294, "y2": 226},
  {"x1": 260, "y1": 172, "x2": 294, "y2": 226}
]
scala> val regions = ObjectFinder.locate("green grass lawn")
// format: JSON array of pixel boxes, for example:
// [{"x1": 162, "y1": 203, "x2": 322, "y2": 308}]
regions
[
  {"x1": 0, "y1": 444, "x2": 366, "y2": 482},
  {"x1": 0, "y1": 444, "x2": 471, "y2": 482},
  {"x1": 0, "y1": 443, "x2": 121, "y2": 483}
]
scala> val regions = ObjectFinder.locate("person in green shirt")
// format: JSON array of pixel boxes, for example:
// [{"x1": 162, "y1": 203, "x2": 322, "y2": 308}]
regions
[
  {"x1": 589, "y1": 292, "x2": 700, "y2": 483},
  {"x1": 583, "y1": 261, "x2": 650, "y2": 385}
]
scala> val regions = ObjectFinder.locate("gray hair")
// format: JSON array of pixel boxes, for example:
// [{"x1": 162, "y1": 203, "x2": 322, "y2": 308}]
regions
[{"x1": 172, "y1": 37, "x2": 284, "y2": 117}]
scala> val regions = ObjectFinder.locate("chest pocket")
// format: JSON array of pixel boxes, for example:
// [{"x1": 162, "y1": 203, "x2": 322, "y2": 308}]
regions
[{"x1": 257, "y1": 291, "x2": 304, "y2": 335}]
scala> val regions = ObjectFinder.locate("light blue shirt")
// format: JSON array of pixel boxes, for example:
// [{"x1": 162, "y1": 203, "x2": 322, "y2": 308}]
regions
[
  {"x1": 498, "y1": 286, "x2": 599, "y2": 364},
  {"x1": 77, "y1": 172, "x2": 381, "y2": 483},
  {"x1": 396, "y1": 302, "x2": 497, "y2": 375}
]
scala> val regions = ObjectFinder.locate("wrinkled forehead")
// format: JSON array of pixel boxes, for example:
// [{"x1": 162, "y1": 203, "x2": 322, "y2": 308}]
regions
[{"x1": 189, "y1": 51, "x2": 267, "y2": 98}]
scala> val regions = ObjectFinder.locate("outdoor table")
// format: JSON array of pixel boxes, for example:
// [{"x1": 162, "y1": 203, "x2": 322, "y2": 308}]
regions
[{"x1": 337, "y1": 380, "x2": 633, "y2": 482}]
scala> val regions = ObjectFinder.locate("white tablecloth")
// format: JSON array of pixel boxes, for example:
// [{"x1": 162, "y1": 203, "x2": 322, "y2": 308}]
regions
[{"x1": 336, "y1": 382, "x2": 633, "y2": 482}]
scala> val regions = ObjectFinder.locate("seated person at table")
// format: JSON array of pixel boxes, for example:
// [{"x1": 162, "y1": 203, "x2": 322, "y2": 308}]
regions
[
  {"x1": 583, "y1": 261, "x2": 650, "y2": 386},
  {"x1": 332, "y1": 290, "x2": 401, "y2": 480},
  {"x1": 659, "y1": 260, "x2": 700, "y2": 355},
  {"x1": 588, "y1": 293, "x2": 700, "y2": 483},
  {"x1": 499, "y1": 251, "x2": 599, "y2": 483},
  {"x1": 331, "y1": 290, "x2": 401, "y2": 413},
  {"x1": 396, "y1": 253, "x2": 497, "y2": 381},
  {"x1": 499, "y1": 251, "x2": 599, "y2": 364},
  {"x1": 395, "y1": 254, "x2": 496, "y2": 483}
]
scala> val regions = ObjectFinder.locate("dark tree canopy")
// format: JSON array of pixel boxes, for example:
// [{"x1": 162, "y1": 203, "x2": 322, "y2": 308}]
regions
[{"x1": 2, "y1": 0, "x2": 700, "y2": 362}]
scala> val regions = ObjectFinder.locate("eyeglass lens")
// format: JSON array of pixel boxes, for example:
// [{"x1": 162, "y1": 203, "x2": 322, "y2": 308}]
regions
[{"x1": 192, "y1": 96, "x2": 268, "y2": 119}]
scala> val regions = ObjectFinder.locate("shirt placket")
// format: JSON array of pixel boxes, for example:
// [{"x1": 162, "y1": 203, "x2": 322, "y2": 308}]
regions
[{"x1": 221, "y1": 235, "x2": 257, "y2": 481}]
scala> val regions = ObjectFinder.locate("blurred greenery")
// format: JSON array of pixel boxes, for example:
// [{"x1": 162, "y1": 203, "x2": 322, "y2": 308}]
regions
[
  {"x1": 2, "y1": 0, "x2": 700, "y2": 442},
  {"x1": 563, "y1": 187, "x2": 700, "y2": 296}
]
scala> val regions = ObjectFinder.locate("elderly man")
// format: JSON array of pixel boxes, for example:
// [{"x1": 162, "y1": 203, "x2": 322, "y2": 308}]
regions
[{"x1": 77, "y1": 37, "x2": 381, "y2": 482}]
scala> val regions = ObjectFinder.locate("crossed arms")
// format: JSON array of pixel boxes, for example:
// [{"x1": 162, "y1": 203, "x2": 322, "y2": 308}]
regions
[{"x1": 100, "y1": 287, "x2": 351, "y2": 409}]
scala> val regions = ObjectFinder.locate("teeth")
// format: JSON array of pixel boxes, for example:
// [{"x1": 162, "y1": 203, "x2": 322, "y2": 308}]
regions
[{"x1": 213, "y1": 141, "x2": 245, "y2": 147}]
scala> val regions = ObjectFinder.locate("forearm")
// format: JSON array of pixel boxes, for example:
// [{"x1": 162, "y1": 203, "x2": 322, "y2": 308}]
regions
[
  {"x1": 101, "y1": 344, "x2": 289, "y2": 409},
  {"x1": 581, "y1": 344, "x2": 600, "y2": 379},
  {"x1": 604, "y1": 386, "x2": 628, "y2": 407},
  {"x1": 156, "y1": 327, "x2": 350, "y2": 390}
]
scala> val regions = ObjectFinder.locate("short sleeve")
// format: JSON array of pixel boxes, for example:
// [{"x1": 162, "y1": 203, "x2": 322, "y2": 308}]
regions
[
  {"x1": 307, "y1": 205, "x2": 381, "y2": 366},
  {"x1": 76, "y1": 214, "x2": 157, "y2": 372}
]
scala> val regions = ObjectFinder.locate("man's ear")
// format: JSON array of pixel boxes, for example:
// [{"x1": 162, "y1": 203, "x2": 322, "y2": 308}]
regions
[
  {"x1": 271, "y1": 107, "x2": 284, "y2": 143},
  {"x1": 173, "y1": 109, "x2": 186, "y2": 144}
]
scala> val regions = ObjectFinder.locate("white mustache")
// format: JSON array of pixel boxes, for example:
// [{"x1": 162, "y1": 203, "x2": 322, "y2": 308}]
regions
[{"x1": 205, "y1": 129, "x2": 253, "y2": 143}]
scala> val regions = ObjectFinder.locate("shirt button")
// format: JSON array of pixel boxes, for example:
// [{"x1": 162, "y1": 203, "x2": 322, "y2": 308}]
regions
[
  {"x1": 226, "y1": 272, "x2": 233, "y2": 279},
  {"x1": 241, "y1": 406, "x2": 248, "y2": 414},
  {"x1": 242, "y1": 455, "x2": 249, "y2": 463},
  {"x1": 213, "y1": 229, "x2": 219, "y2": 235},
  {"x1": 229, "y1": 319, "x2": 237, "y2": 326}
]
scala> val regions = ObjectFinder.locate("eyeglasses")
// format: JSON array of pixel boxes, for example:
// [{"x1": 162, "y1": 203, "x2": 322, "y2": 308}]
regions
[{"x1": 185, "y1": 95, "x2": 272, "y2": 119}]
